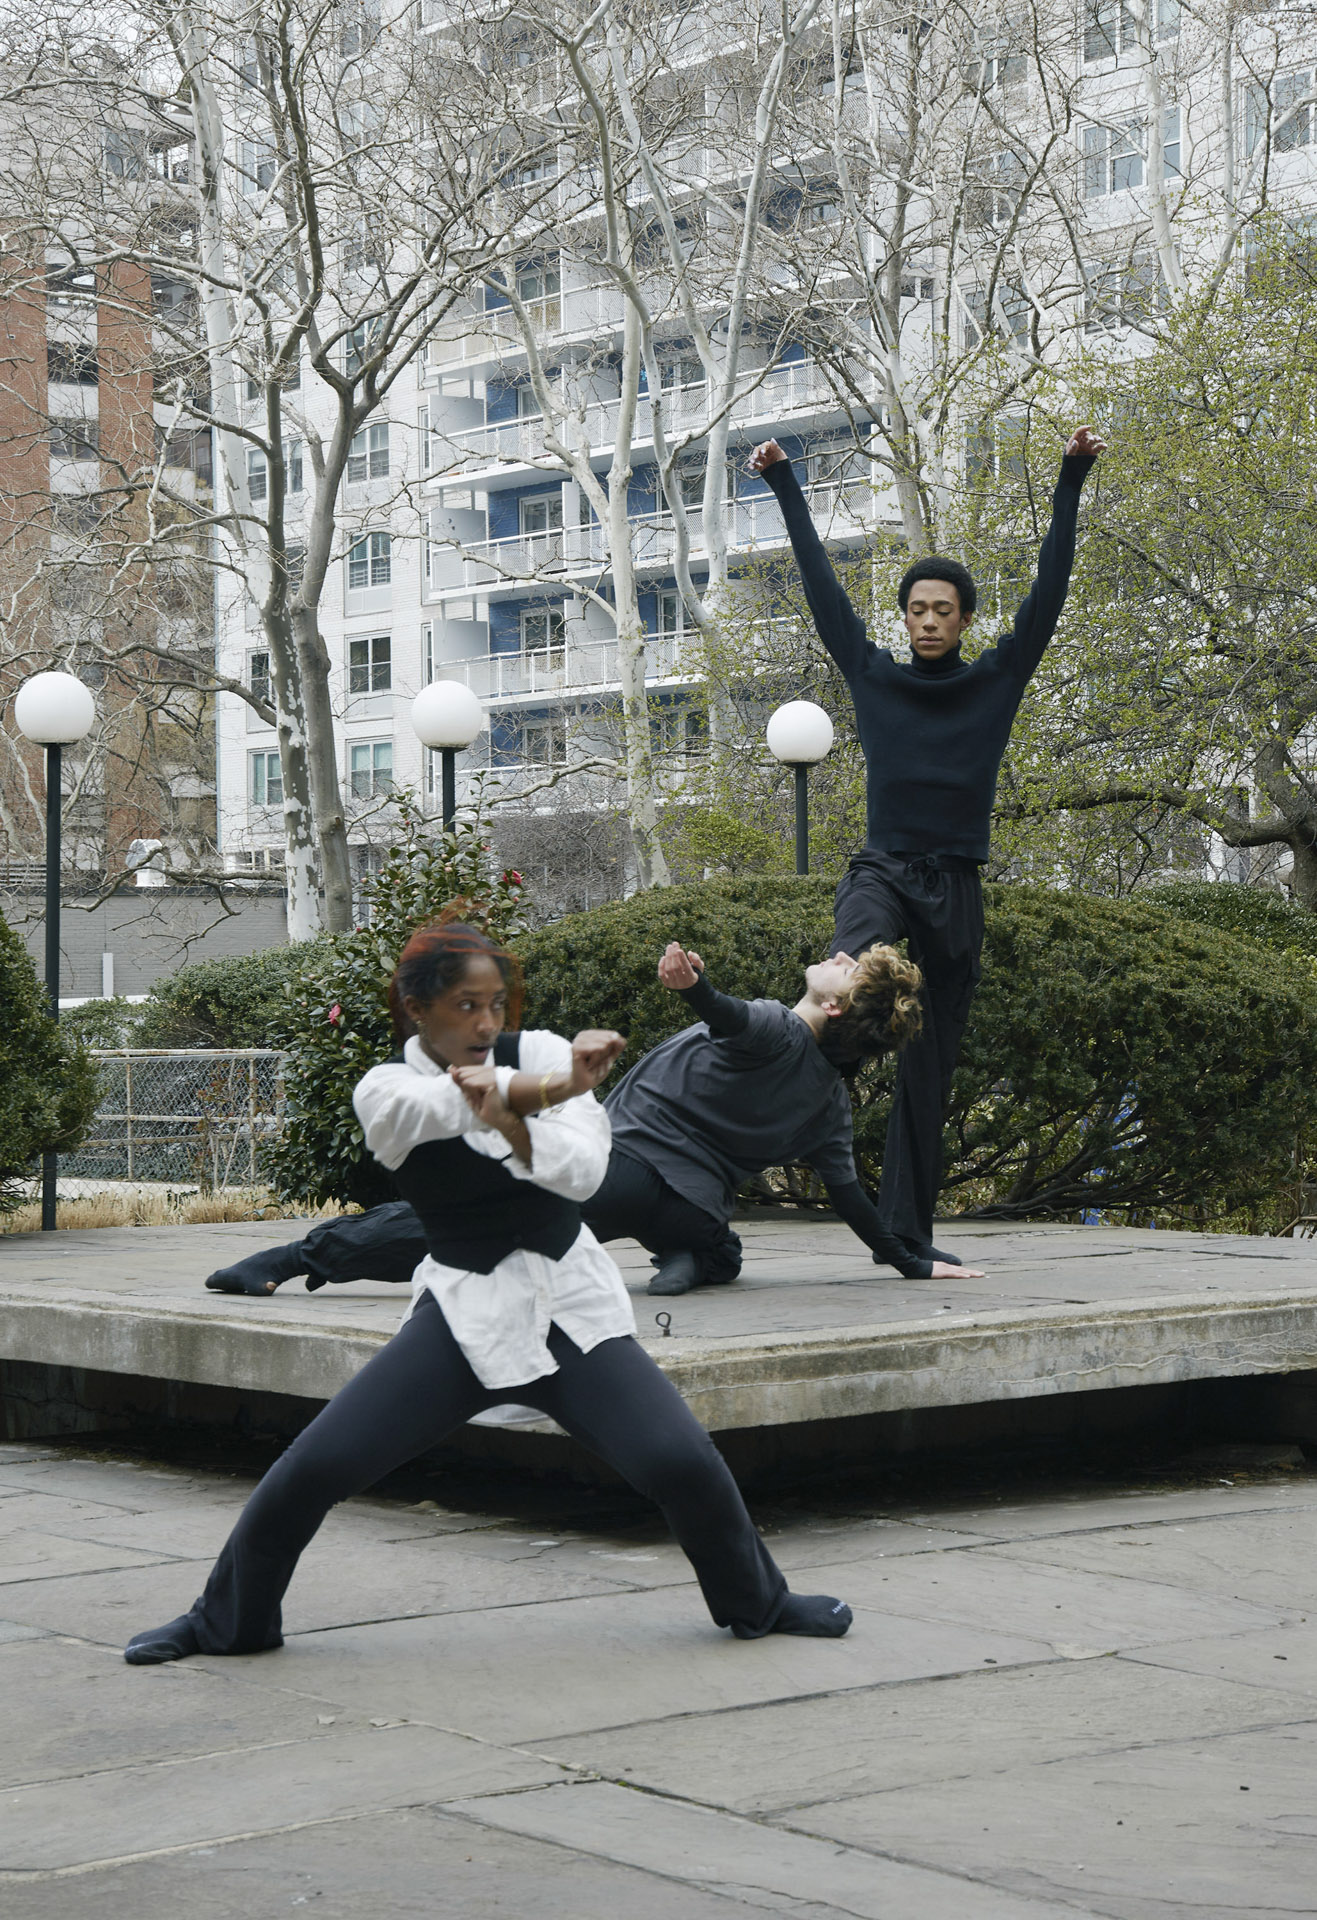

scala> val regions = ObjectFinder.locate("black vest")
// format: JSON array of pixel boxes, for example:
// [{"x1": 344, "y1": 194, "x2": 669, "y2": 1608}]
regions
[{"x1": 388, "y1": 1033, "x2": 582, "y2": 1274}]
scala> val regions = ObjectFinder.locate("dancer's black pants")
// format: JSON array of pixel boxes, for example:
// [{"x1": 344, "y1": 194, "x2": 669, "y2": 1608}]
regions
[
  {"x1": 186, "y1": 1291, "x2": 786, "y2": 1653},
  {"x1": 831, "y1": 849, "x2": 984, "y2": 1255},
  {"x1": 301, "y1": 1150, "x2": 742, "y2": 1291}
]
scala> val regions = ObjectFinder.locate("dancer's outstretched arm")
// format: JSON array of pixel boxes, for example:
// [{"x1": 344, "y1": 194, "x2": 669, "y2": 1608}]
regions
[
  {"x1": 995, "y1": 423, "x2": 1106, "y2": 684},
  {"x1": 659, "y1": 941, "x2": 751, "y2": 1037},
  {"x1": 822, "y1": 1179, "x2": 984, "y2": 1281},
  {"x1": 749, "y1": 440, "x2": 872, "y2": 682}
]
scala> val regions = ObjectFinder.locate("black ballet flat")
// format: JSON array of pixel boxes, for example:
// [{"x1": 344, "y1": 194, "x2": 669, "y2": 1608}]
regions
[{"x1": 124, "y1": 1615, "x2": 201, "y2": 1665}]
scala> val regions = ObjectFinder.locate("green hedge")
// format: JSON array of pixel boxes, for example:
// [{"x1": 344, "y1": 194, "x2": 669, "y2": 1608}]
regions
[
  {"x1": 0, "y1": 914, "x2": 100, "y2": 1210},
  {"x1": 1144, "y1": 881, "x2": 1317, "y2": 970},
  {"x1": 133, "y1": 943, "x2": 327, "y2": 1050},
  {"x1": 523, "y1": 880, "x2": 1317, "y2": 1222}
]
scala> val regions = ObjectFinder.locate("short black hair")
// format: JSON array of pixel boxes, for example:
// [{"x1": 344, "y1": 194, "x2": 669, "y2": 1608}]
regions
[{"x1": 897, "y1": 556, "x2": 977, "y2": 618}]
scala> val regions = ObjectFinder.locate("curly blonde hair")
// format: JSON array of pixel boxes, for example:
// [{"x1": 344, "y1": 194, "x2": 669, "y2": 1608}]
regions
[{"x1": 817, "y1": 943, "x2": 924, "y2": 1068}]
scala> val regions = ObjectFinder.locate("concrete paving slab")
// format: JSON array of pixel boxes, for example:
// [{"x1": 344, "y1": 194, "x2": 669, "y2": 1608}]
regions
[
  {"x1": 0, "y1": 1722, "x2": 565, "y2": 1873},
  {"x1": 1127, "y1": 1619, "x2": 1317, "y2": 1701},
  {"x1": 0, "y1": 1804, "x2": 809, "y2": 1920},
  {"x1": 7, "y1": 1216, "x2": 1317, "y2": 1439},
  {"x1": 0, "y1": 1635, "x2": 377, "y2": 1789},
  {"x1": 804, "y1": 1546, "x2": 1286, "y2": 1654},
  {"x1": 0, "y1": 1530, "x2": 176, "y2": 1586},
  {"x1": 787, "y1": 1718, "x2": 1317, "y2": 1918},
  {"x1": 991, "y1": 1510, "x2": 1317, "y2": 1612},
  {"x1": 446, "y1": 1778, "x2": 1085, "y2": 1920},
  {"x1": 0, "y1": 1559, "x2": 220, "y2": 1642},
  {"x1": 901, "y1": 1479, "x2": 1317, "y2": 1540},
  {"x1": 548, "y1": 1655, "x2": 1308, "y2": 1815},
  {"x1": 194, "y1": 1586, "x2": 1058, "y2": 1744},
  {"x1": 763, "y1": 1517, "x2": 995, "y2": 1568}
]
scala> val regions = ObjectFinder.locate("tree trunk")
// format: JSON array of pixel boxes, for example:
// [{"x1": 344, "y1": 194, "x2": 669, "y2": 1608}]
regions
[{"x1": 291, "y1": 603, "x2": 354, "y2": 932}]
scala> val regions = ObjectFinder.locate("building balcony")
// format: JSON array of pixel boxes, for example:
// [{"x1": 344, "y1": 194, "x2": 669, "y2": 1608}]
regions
[
  {"x1": 440, "y1": 634, "x2": 685, "y2": 705},
  {"x1": 425, "y1": 483, "x2": 878, "y2": 599},
  {"x1": 428, "y1": 358, "x2": 845, "y2": 479}
]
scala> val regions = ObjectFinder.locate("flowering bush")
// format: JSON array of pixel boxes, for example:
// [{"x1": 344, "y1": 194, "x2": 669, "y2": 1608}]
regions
[
  {"x1": 263, "y1": 802, "x2": 529, "y2": 1208},
  {"x1": 0, "y1": 911, "x2": 100, "y2": 1210}
]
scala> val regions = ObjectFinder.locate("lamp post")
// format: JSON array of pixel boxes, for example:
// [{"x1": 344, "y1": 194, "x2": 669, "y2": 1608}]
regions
[
  {"x1": 410, "y1": 680, "x2": 485, "y2": 831},
  {"x1": 15, "y1": 670, "x2": 97, "y2": 1231},
  {"x1": 766, "y1": 700, "x2": 834, "y2": 876}
]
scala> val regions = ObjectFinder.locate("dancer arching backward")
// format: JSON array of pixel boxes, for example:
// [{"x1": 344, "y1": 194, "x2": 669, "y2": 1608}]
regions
[
  {"x1": 125, "y1": 922, "x2": 853, "y2": 1666},
  {"x1": 750, "y1": 425, "x2": 1107, "y2": 1270},
  {"x1": 204, "y1": 939, "x2": 982, "y2": 1303}
]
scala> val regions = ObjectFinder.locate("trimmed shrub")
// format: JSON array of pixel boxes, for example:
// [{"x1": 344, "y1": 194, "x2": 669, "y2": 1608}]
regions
[
  {"x1": 1143, "y1": 881, "x2": 1317, "y2": 972},
  {"x1": 0, "y1": 913, "x2": 101, "y2": 1210},
  {"x1": 523, "y1": 879, "x2": 1317, "y2": 1223},
  {"x1": 263, "y1": 806, "x2": 528, "y2": 1208},
  {"x1": 61, "y1": 996, "x2": 143, "y2": 1049},
  {"x1": 133, "y1": 943, "x2": 327, "y2": 1050}
]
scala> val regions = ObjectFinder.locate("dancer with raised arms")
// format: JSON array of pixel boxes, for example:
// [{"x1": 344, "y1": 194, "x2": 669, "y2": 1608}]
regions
[
  {"x1": 125, "y1": 921, "x2": 854, "y2": 1665},
  {"x1": 750, "y1": 424, "x2": 1106, "y2": 1271}
]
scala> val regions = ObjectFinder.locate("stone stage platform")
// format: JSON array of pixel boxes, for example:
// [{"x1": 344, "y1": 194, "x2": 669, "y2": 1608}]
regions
[{"x1": 5, "y1": 1215, "x2": 1317, "y2": 1470}]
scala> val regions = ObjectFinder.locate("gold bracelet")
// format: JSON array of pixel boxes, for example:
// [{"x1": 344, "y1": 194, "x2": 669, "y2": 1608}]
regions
[{"x1": 538, "y1": 1071, "x2": 556, "y2": 1111}]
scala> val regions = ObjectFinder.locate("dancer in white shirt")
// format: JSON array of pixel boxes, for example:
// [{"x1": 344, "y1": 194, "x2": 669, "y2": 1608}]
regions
[{"x1": 124, "y1": 920, "x2": 853, "y2": 1664}]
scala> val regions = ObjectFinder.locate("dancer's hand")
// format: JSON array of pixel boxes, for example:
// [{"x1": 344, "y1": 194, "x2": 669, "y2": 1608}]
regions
[
  {"x1": 930, "y1": 1260, "x2": 985, "y2": 1278},
  {"x1": 747, "y1": 439, "x2": 787, "y2": 475},
  {"x1": 450, "y1": 1062, "x2": 508, "y2": 1127},
  {"x1": 1065, "y1": 423, "x2": 1106, "y2": 458},
  {"x1": 568, "y1": 1029, "x2": 626, "y2": 1093},
  {"x1": 658, "y1": 941, "x2": 705, "y2": 989}
]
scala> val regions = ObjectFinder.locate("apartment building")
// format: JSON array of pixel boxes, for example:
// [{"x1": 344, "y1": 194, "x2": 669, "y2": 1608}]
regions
[{"x1": 212, "y1": 0, "x2": 1317, "y2": 903}]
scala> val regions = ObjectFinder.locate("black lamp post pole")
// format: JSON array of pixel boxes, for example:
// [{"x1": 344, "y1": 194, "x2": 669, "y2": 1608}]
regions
[
  {"x1": 793, "y1": 762, "x2": 809, "y2": 876},
  {"x1": 42, "y1": 740, "x2": 62, "y2": 1231},
  {"x1": 441, "y1": 748, "x2": 457, "y2": 832}
]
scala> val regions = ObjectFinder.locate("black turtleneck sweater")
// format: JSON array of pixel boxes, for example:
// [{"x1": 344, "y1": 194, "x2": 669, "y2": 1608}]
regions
[{"x1": 763, "y1": 453, "x2": 1096, "y2": 862}]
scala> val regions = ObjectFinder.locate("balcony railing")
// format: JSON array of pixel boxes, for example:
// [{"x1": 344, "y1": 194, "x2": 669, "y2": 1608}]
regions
[
  {"x1": 427, "y1": 484, "x2": 876, "y2": 593},
  {"x1": 441, "y1": 634, "x2": 685, "y2": 701},
  {"x1": 431, "y1": 359, "x2": 841, "y2": 471}
]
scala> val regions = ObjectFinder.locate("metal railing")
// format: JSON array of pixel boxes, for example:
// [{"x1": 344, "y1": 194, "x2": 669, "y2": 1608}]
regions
[{"x1": 63, "y1": 1050, "x2": 286, "y2": 1190}]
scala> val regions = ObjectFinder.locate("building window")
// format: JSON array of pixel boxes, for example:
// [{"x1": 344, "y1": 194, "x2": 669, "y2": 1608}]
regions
[
  {"x1": 658, "y1": 354, "x2": 704, "y2": 389},
  {"x1": 104, "y1": 127, "x2": 147, "y2": 178},
  {"x1": 46, "y1": 262, "x2": 97, "y2": 309},
  {"x1": 349, "y1": 739, "x2": 393, "y2": 798},
  {"x1": 248, "y1": 651, "x2": 271, "y2": 706},
  {"x1": 655, "y1": 589, "x2": 685, "y2": 637},
  {"x1": 339, "y1": 0, "x2": 380, "y2": 58},
  {"x1": 284, "y1": 439, "x2": 303, "y2": 493},
  {"x1": 521, "y1": 716, "x2": 565, "y2": 765},
  {"x1": 47, "y1": 342, "x2": 98, "y2": 386},
  {"x1": 1084, "y1": 0, "x2": 1176, "y2": 59},
  {"x1": 348, "y1": 632, "x2": 391, "y2": 692},
  {"x1": 240, "y1": 138, "x2": 277, "y2": 194},
  {"x1": 521, "y1": 607, "x2": 565, "y2": 658},
  {"x1": 283, "y1": 542, "x2": 306, "y2": 592},
  {"x1": 346, "y1": 317, "x2": 384, "y2": 375},
  {"x1": 1083, "y1": 112, "x2": 1180, "y2": 197},
  {"x1": 347, "y1": 531, "x2": 391, "y2": 589},
  {"x1": 347, "y1": 421, "x2": 390, "y2": 483},
  {"x1": 249, "y1": 749, "x2": 283, "y2": 806},
  {"x1": 247, "y1": 447, "x2": 268, "y2": 501},
  {"x1": 650, "y1": 700, "x2": 705, "y2": 756},
  {"x1": 1248, "y1": 70, "x2": 1315, "y2": 155},
  {"x1": 514, "y1": 255, "x2": 561, "y2": 326},
  {"x1": 50, "y1": 418, "x2": 98, "y2": 460},
  {"x1": 1084, "y1": 251, "x2": 1167, "y2": 332},
  {"x1": 970, "y1": 150, "x2": 1025, "y2": 227},
  {"x1": 519, "y1": 493, "x2": 564, "y2": 535}
]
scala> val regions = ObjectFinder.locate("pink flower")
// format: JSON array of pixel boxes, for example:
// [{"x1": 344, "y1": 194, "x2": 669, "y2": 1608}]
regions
[
  {"x1": 328, "y1": 1004, "x2": 342, "y2": 1025},
  {"x1": 508, "y1": 870, "x2": 523, "y2": 886}
]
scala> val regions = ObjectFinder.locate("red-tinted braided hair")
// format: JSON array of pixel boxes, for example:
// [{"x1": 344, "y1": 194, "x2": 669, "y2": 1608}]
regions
[{"x1": 387, "y1": 915, "x2": 523, "y2": 1041}]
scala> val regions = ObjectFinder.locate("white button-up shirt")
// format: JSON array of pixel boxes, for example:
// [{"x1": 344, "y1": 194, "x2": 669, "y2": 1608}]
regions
[{"x1": 352, "y1": 1031, "x2": 635, "y2": 1390}]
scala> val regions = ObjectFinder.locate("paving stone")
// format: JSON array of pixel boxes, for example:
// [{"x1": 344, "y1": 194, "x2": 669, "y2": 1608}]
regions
[
  {"x1": 0, "y1": 1805, "x2": 780, "y2": 1920},
  {"x1": 549, "y1": 1653, "x2": 1308, "y2": 1815},
  {"x1": 786, "y1": 1718, "x2": 1317, "y2": 1918},
  {"x1": 0, "y1": 1531, "x2": 177, "y2": 1586},
  {"x1": 803, "y1": 1545, "x2": 1285, "y2": 1654},
  {"x1": 991, "y1": 1509, "x2": 1317, "y2": 1612},
  {"x1": 445, "y1": 1779, "x2": 1083, "y2": 1919},
  {"x1": 903, "y1": 1480, "x2": 1317, "y2": 1541},
  {"x1": 0, "y1": 1722, "x2": 563, "y2": 1872},
  {"x1": 199, "y1": 1586, "x2": 1057, "y2": 1744},
  {"x1": 1127, "y1": 1618, "x2": 1317, "y2": 1700},
  {"x1": 0, "y1": 1635, "x2": 372, "y2": 1788}
]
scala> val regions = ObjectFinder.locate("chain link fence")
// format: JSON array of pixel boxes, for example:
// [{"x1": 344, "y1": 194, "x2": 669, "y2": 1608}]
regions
[{"x1": 61, "y1": 1051, "x2": 286, "y2": 1190}]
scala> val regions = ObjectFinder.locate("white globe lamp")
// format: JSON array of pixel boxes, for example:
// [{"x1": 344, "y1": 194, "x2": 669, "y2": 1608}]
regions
[
  {"x1": 15, "y1": 669, "x2": 97, "y2": 1231},
  {"x1": 765, "y1": 700, "x2": 833, "y2": 874},
  {"x1": 410, "y1": 681, "x2": 485, "y2": 828}
]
